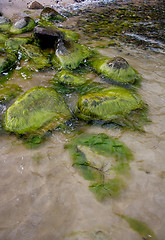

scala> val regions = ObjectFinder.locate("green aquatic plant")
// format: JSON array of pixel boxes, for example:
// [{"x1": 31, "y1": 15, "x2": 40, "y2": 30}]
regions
[
  {"x1": 66, "y1": 133, "x2": 133, "y2": 200},
  {"x1": 117, "y1": 214, "x2": 156, "y2": 240},
  {"x1": 89, "y1": 178, "x2": 125, "y2": 201},
  {"x1": 52, "y1": 40, "x2": 92, "y2": 69},
  {"x1": 3, "y1": 86, "x2": 71, "y2": 143},
  {"x1": 88, "y1": 56, "x2": 141, "y2": 85},
  {"x1": 10, "y1": 17, "x2": 35, "y2": 35}
]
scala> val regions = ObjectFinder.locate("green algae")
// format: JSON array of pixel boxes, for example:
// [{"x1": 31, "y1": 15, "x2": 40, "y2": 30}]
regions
[
  {"x1": 0, "y1": 84, "x2": 22, "y2": 103},
  {"x1": 89, "y1": 178, "x2": 125, "y2": 201},
  {"x1": 52, "y1": 40, "x2": 92, "y2": 69},
  {"x1": 88, "y1": 56, "x2": 141, "y2": 85},
  {"x1": 66, "y1": 133, "x2": 133, "y2": 200},
  {"x1": 5, "y1": 37, "x2": 33, "y2": 51},
  {"x1": 118, "y1": 214, "x2": 156, "y2": 239},
  {"x1": 10, "y1": 17, "x2": 35, "y2": 35},
  {"x1": 4, "y1": 86, "x2": 71, "y2": 136}
]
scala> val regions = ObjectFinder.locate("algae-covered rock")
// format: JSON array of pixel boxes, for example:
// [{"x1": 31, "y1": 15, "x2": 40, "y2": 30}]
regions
[
  {"x1": 10, "y1": 17, "x2": 35, "y2": 35},
  {"x1": 20, "y1": 44, "x2": 51, "y2": 69},
  {"x1": 89, "y1": 56, "x2": 141, "y2": 84},
  {"x1": 0, "y1": 52, "x2": 17, "y2": 75},
  {"x1": 75, "y1": 86, "x2": 143, "y2": 121},
  {"x1": 0, "y1": 33, "x2": 8, "y2": 44},
  {"x1": 54, "y1": 69, "x2": 89, "y2": 87},
  {"x1": 66, "y1": 133, "x2": 133, "y2": 200},
  {"x1": 40, "y1": 7, "x2": 66, "y2": 22},
  {"x1": 52, "y1": 40, "x2": 92, "y2": 69},
  {"x1": 0, "y1": 16, "x2": 11, "y2": 32},
  {"x1": 5, "y1": 37, "x2": 32, "y2": 51},
  {"x1": 4, "y1": 86, "x2": 71, "y2": 136},
  {"x1": 0, "y1": 84, "x2": 22, "y2": 103},
  {"x1": 33, "y1": 25, "x2": 79, "y2": 48}
]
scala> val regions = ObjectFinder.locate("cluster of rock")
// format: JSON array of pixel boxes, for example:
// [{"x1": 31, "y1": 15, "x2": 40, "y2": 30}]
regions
[{"x1": 0, "y1": 6, "x2": 146, "y2": 145}]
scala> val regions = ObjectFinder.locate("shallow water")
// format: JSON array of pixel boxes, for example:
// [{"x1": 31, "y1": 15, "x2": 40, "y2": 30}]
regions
[{"x1": 0, "y1": 2, "x2": 165, "y2": 240}]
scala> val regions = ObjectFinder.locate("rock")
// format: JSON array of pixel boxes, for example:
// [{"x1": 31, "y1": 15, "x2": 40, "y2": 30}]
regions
[
  {"x1": 54, "y1": 69, "x2": 89, "y2": 87},
  {"x1": 75, "y1": 86, "x2": 143, "y2": 121},
  {"x1": 3, "y1": 86, "x2": 71, "y2": 136},
  {"x1": 33, "y1": 25, "x2": 79, "y2": 48},
  {"x1": 27, "y1": 1, "x2": 44, "y2": 9},
  {"x1": 0, "y1": 52, "x2": 17, "y2": 75},
  {"x1": 0, "y1": 84, "x2": 22, "y2": 103},
  {"x1": 89, "y1": 56, "x2": 141, "y2": 84},
  {"x1": 33, "y1": 25, "x2": 62, "y2": 48},
  {"x1": 40, "y1": 7, "x2": 66, "y2": 22},
  {"x1": 52, "y1": 40, "x2": 92, "y2": 69},
  {"x1": 20, "y1": 44, "x2": 51, "y2": 69},
  {"x1": 5, "y1": 37, "x2": 32, "y2": 51},
  {"x1": 0, "y1": 33, "x2": 8, "y2": 44},
  {"x1": 10, "y1": 17, "x2": 35, "y2": 34},
  {"x1": 0, "y1": 16, "x2": 11, "y2": 32}
]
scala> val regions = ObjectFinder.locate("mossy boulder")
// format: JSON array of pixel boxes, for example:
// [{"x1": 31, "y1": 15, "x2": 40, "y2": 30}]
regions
[
  {"x1": 5, "y1": 37, "x2": 32, "y2": 51},
  {"x1": 52, "y1": 40, "x2": 92, "y2": 69},
  {"x1": 40, "y1": 7, "x2": 66, "y2": 22},
  {"x1": 75, "y1": 86, "x2": 143, "y2": 122},
  {"x1": 0, "y1": 16, "x2": 11, "y2": 32},
  {"x1": 54, "y1": 69, "x2": 89, "y2": 87},
  {"x1": 3, "y1": 86, "x2": 71, "y2": 136},
  {"x1": 10, "y1": 17, "x2": 35, "y2": 35},
  {"x1": 0, "y1": 52, "x2": 17, "y2": 75},
  {"x1": 89, "y1": 56, "x2": 141, "y2": 84},
  {"x1": 20, "y1": 44, "x2": 51, "y2": 69}
]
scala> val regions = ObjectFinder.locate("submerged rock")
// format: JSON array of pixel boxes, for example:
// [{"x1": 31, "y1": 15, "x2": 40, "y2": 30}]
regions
[
  {"x1": 10, "y1": 17, "x2": 35, "y2": 35},
  {"x1": 5, "y1": 37, "x2": 32, "y2": 51},
  {"x1": 54, "y1": 69, "x2": 89, "y2": 87},
  {"x1": 20, "y1": 44, "x2": 51, "y2": 69},
  {"x1": 4, "y1": 86, "x2": 71, "y2": 136},
  {"x1": 40, "y1": 7, "x2": 66, "y2": 22},
  {"x1": 89, "y1": 56, "x2": 141, "y2": 84},
  {"x1": 52, "y1": 40, "x2": 92, "y2": 69},
  {"x1": 0, "y1": 16, "x2": 11, "y2": 32},
  {"x1": 0, "y1": 52, "x2": 17, "y2": 75},
  {"x1": 75, "y1": 86, "x2": 143, "y2": 121}
]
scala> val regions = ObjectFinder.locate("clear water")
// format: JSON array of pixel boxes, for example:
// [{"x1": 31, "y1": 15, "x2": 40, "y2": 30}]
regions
[{"x1": 0, "y1": 1, "x2": 165, "y2": 240}]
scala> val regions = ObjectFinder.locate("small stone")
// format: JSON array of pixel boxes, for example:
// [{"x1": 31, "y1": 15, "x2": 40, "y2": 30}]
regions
[{"x1": 27, "y1": 1, "x2": 44, "y2": 10}]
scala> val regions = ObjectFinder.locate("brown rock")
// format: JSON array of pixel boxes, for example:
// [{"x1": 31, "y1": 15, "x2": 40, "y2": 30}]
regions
[{"x1": 27, "y1": 1, "x2": 44, "y2": 10}]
